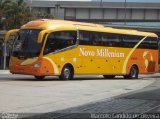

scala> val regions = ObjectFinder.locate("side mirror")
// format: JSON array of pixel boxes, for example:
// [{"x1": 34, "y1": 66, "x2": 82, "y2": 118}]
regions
[
  {"x1": 38, "y1": 30, "x2": 49, "y2": 43},
  {"x1": 4, "y1": 29, "x2": 19, "y2": 43},
  {"x1": 38, "y1": 29, "x2": 56, "y2": 43}
]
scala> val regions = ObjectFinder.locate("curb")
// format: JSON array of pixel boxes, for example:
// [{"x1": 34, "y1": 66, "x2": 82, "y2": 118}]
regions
[{"x1": 0, "y1": 70, "x2": 10, "y2": 74}]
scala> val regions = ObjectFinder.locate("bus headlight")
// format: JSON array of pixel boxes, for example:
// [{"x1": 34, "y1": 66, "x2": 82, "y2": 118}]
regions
[{"x1": 33, "y1": 63, "x2": 41, "y2": 68}]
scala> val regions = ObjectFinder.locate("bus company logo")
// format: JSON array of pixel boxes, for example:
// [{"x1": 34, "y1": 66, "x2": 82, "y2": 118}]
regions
[{"x1": 79, "y1": 48, "x2": 125, "y2": 58}]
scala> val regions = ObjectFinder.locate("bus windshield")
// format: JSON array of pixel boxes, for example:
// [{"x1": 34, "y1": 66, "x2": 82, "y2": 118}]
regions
[{"x1": 12, "y1": 29, "x2": 42, "y2": 59}]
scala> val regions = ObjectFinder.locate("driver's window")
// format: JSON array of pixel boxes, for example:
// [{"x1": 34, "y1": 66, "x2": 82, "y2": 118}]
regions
[{"x1": 44, "y1": 31, "x2": 77, "y2": 55}]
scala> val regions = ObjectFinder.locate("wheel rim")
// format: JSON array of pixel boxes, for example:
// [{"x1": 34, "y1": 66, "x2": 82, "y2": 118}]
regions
[
  {"x1": 63, "y1": 67, "x2": 70, "y2": 79},
  {"x1": 130, "y1": 67, "x2": 137, "y2": 78}
]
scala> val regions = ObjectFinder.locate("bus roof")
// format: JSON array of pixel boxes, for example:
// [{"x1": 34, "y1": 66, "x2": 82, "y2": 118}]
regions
[{"x1": 21, "y1": 19, "x2": 158, "y2": 38}]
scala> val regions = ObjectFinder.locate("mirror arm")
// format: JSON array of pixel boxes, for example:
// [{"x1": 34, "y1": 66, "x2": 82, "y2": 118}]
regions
[{"x1": 4, "y1": 29, "x2": 19, "y2": 43}]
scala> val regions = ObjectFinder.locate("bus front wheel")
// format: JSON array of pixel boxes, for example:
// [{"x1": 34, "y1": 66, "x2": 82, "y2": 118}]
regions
[
  {"x1": 124, "y1": 65, "x2": 138, "y2": 79},
  {"x1": 34, "y1": 76, "x2": 45, "y2": 80},
  {"x1": 59, "y1": 65, "x2": 74, "y2": 80}
]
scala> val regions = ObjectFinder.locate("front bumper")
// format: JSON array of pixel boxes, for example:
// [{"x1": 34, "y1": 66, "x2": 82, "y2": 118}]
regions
[{"x1": 9, "y1": 57, "x2": 56, "y2": 76}]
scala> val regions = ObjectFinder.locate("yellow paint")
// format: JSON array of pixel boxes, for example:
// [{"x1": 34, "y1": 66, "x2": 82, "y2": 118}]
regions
[{"x1": 20, "y1": 58, "x2": 38, "y2": 65}]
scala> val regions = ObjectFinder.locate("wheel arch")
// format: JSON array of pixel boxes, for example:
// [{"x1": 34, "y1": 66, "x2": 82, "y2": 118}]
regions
[{"x1": 127, "y1": 64, "x2": 139, "y2": 75}]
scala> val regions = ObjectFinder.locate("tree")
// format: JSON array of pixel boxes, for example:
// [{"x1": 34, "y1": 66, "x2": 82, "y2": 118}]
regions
[
  {"x1": 36, "y1": 12, "x2": 54, "y2": 19},
  {"x1": 0, "y1": 0, "x2": 11, "y2": 16},
  {"x1": 0, "y1": 0, "x2": 53, "y2": 30},
  {"x1": 5, "y1": 0, "x2": 32, "y2": 29},
  {"x1": 0, "y1": 0, "x2": 11, "y2": 29}
]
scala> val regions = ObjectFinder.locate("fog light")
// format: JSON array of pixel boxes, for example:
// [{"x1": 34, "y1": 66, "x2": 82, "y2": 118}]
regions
[{"x1": 33, "y1": 63, "x2": 41, "y2": 68}]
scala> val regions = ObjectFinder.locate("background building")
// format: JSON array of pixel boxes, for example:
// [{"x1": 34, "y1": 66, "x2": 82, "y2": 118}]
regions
[
  {"x1": 24, "y1": 0, "x2": 160, "y2": 36},
  {"x1": 26, "y1": 0, "x2": 160, "y2": 26}
]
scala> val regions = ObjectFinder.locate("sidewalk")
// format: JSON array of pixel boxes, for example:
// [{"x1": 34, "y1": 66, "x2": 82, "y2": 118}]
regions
[{"x1": 0, "y1": 70, "x2": 10, "y2": 74}]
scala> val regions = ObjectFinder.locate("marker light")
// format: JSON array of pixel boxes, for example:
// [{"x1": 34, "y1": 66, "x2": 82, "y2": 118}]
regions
[{"x1": 33, "y1": 63, "x2": 41, "y2": 68}]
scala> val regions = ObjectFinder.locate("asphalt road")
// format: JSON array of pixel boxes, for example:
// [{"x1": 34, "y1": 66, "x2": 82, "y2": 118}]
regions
[
  {"x1": 0, "y1": 73, "x2": 159, "y2": 119},
  {"x1": 30, "y1": 75, "x2": 160, "y2": 119}
]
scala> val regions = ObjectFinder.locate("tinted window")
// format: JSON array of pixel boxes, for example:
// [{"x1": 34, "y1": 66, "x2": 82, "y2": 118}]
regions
[
  {"x1": 79, "y1": 31, "x2": 101, "y2": 46},
  {"x1": 79, "y1": 30, "x2": 158, "y2": 50},
  {"x1": 13, "y1": 29, "x2": 42, "y2": 58},
  {"x1": 123, "y1": 35, "x2": 142, "y2": 48},
  {"x1": 79, "y1": 31, "x2": 91, "y2": 45},
  {"x1": 138, "y1": 37, "x2": 158, "y2": 49},
  {"x1": 90, "y1": 32, "x2": 101, "y2": 46},
  {"x1": 148, "y1": 37, "x2": 158, "y2": 49},
  {"x1": 44, "y1": 31, "x2": 77, "y2": 55},
  {"x1": 101, "y1": 33, "x2": 122, "y2": 47},
  {"x1": 158, "y1": 38, "x2": 160, "y2": 50}
]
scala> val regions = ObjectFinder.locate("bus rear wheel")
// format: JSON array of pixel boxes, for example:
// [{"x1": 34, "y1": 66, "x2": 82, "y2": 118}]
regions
[
  {"x1": 59, "y1": 65, "x2": 74, "y2": 80},
  {"x1": 34, "y1": 76, "x2": 45, "y2": 80},
  {"x1": 103, "y1": 75, "x2": 115, "y2": 79},
  {"x1": 124, "y1": 65, "x2": 138, "y2": 79}
]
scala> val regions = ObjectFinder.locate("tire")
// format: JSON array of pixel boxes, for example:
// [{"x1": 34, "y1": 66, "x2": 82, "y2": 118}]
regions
[
  {"x1": 59, "y1": 65, "x2": 74, "y2": 80},
  {"x1": 34, "y1": 76, "x2": 45, "y2": 80},
  {"x1": 123, "y1": 75, "x2": 129, "y2": 79},
  {"x1": 124, "y1": 65, "x2": 139, "y2": 79},
  {"x1": 103, "y1": 75, "x2": 115, "y2": 79}
]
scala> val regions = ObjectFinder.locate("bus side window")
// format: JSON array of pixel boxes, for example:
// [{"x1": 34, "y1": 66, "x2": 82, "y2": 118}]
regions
[
  {"x1": 44, "y1": 31, "x2": 77, "y2": 55},
  {"x1": 123, "y1": 35, "x2": 139, "y2": 48},
  {"x1": 158, "y1": 38, "x2": 160, "y2": 51},
  {"x1": 44, "y1": 34, "x2": 56, "y2": 54},
  {"x1": 108, "y1": 34, "x2": 120, "y2": 47},
  {"x1": 149, "y1": 37, "x2": 158, "y2": 50},
  {"x1": 55, "y1": 31, "x2": 77, "y2": 49},
  {"x1": 101, "y1": 33, "x2": 110, "y2": 46},
  {"x1": 119, "y1": 35, "x2": 124, "y2": 47},
  {"x1": 101, "y1": 33, "x2": 120, "y2": 47},
  {"x1": 90, "y1": 32, "x2": 101, "y2": 46},
  {"x1": 137, "y1": 36, "x2": 158, "y2": 49},
  {"x1": 79, "y1": 31, "x2": 91, "y2": 45}
]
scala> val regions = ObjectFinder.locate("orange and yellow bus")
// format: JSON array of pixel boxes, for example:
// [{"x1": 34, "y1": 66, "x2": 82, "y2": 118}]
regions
[{"x1": 4, "y1": 19, "x2": 159, "y2": 80}]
